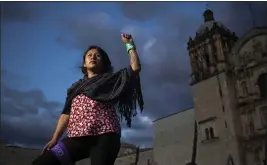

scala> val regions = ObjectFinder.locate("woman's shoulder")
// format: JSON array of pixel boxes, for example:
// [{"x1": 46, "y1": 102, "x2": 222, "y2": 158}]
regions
[
  {"x1": 71, "y1": 79, "x2": 83, "y2": 86},
  {"x1": 67, "y1": 78, "x2": 83, "y2": 94}
]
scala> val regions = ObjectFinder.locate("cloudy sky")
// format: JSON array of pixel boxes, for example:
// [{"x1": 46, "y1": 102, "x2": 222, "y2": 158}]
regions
[{"x1": 1, "y1": 2, "x2": 266, "y2": 149}]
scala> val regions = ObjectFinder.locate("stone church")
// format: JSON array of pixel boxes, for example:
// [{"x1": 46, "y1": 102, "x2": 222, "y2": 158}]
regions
[
  {"x1": 0, "y1": 9, "x2": 266, "y2": 165},
  {"x1": 186, "y1": 9, "x2": 267, "y2": 165}
]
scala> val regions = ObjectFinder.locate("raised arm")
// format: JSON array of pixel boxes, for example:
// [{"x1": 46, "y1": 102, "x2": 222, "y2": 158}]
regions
[{"x1": 121, "y1": 34, "x2": 141, "y2": 73}]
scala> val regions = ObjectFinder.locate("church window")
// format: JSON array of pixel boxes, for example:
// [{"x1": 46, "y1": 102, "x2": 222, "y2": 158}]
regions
[
  {"x1": 204, "y1": 127, "x2": 216, "y2": 141},
  {"x1": 218, "y1": 85, "x2": 223, "y2": 97},
  {"x1": 225, "y1": 121, "x2": 228, "y2": 128},
  {"x1": 209, "y1": 127, "x2": 215, "y2": 139},
  {"x1": 205, "y1": 128, "x2": 210, "y2": 140},
  {"x1": 258, "y1": 73, "x2": 267, "y2": 98}
]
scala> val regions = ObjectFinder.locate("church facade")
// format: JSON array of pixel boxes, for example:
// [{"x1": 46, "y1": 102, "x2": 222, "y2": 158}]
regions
[
  {"x1": 187, "y1": 9, "x2": 267, "y2": 165},
  {"x1": 0, "y1": 9, "x2": 266, "y2": 165}
]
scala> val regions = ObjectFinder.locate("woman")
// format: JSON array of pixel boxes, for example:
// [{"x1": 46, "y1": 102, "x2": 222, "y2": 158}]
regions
[{"x1": 32, "y1": 33, "x2": 144, "y2": 165}]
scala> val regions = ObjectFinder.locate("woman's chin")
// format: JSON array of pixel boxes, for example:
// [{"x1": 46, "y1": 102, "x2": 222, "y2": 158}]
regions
[
  {"x1": 88, "y1": 66, "x2": 101, "y2": 72},
  {"x1": 88, "y1": 64, "x2": 97, "y2": 69}
]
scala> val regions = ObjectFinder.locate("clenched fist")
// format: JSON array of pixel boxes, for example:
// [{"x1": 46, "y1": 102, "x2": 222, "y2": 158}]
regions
[{"x1": 121, "y1": 33, "x2": 133, "y2": 43}]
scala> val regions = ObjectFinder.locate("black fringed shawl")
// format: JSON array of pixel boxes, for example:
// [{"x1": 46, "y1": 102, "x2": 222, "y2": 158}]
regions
[{"x1": 61, "y1": 67, "x2": 144, "y2": 127}]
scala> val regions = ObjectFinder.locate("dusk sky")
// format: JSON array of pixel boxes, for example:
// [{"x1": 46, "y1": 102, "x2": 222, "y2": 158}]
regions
[{"x1": 1, "y1": 2, "x2": 267, "y2": 149}]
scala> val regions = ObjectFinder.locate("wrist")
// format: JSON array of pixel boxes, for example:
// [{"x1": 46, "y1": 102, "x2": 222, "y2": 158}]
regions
[
  {"x1": 52, "y1": 134, "x2": 60, "y2": 141},
  {"x1": 125, "y1": 42, "x2": 136, "y2": 53},
  {"x1": 51, "y1": 137, "x2": 58, "y2": 141},
  {"x1": 128, "y1": 49, "x2": 136, "y2": 54}
]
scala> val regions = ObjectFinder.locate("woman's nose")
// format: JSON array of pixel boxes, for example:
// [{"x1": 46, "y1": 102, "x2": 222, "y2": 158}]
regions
[{"x1": 90, "y1": 54, "x2": 97, "y2": 60}]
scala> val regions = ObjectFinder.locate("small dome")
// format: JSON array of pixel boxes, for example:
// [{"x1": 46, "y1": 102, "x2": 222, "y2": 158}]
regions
[
  {"x1": 203, "y1": 9, "x2": 214, "y2": 22},
  {"x1": 196, "y1": 20, "x2": 229, "y2": 36},
  {"x1": 195, "y1": 9, "x2": 230, "y2": 36}
]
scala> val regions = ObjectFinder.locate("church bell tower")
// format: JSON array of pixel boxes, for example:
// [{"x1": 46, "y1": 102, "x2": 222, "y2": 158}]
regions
[
  {"x1": 187, "y1": 9, "x2": 238, "y2": 85},
  {"x1": 188, "y1": 9, "x2": 243, "y2": 165}
]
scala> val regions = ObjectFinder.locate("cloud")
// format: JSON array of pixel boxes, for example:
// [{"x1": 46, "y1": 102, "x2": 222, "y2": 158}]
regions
[
  {"x1": 2, "y1": 2, "x2": 41, "y2": 22},
  {"x1": 121, "y1": 115, "x2": 154, "y2": 147},
  {"x1": 1, "y1": 70, "x2": 62, "y2": 148},
  {"x1": 118, "y1": 2, "x2": 170, "y2": 21},
  {"x1": 203, "y1": 2, "x2": 267, "y2": 36},
  {"x1": 2, "y1": 113, "x2": 56, "y2": 149},
  {"x1": 119, "y1": 2, "x2": 267, "y2": 36}
]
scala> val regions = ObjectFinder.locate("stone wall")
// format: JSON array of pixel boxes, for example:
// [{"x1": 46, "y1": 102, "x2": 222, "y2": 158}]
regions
[
  {"x1": 153, "y1": 108, "x2": 195, "y2": 165},
  {"x1": 233, "y1": 29, "x2": 267, "y2": 165},
  {"x1": 192, "y1": 72, "x2": 242, "y2": 165}
]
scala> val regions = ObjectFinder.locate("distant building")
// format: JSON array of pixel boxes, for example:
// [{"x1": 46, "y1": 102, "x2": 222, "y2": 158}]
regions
[{"x1": 1, "y1": 9, "x2": 266, "y2": 165}]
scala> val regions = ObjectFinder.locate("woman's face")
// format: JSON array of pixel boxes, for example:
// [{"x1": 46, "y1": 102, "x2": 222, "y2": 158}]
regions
[{"x1": 84, "y1": 48, "x2": 104, "y2": 73}]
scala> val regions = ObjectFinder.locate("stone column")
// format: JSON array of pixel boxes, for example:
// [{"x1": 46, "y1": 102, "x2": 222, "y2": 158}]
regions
[
  {"x1": 214, "y1": 34, "x2": 226, "y2": 71},
  {"x1": 206, "y1": 38, "x2": 216, "y2": 74}
]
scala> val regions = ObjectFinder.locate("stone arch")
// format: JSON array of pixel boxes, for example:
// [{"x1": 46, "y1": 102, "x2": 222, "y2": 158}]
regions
[
  {"x1": 231, "y1": 27, "x2": 267, "y2": 55},
  {"x1": 251, "y1": 67, "x2": 267, "y2": 96}
]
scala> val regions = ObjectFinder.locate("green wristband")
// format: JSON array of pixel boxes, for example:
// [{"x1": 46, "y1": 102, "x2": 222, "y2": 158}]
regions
[{"x1": 125, "y1": 42, "x2": 136, "y2": 53}]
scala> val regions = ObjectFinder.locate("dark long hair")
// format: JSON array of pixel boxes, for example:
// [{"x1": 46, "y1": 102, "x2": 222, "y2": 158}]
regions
[{"x1": 80, "y1": 45, "x2": 113, "y2": 75}]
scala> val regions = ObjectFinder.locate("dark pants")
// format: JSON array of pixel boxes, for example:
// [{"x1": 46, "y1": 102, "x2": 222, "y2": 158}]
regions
[{"x1": 32, "y1": 133, "x2": 121, "y2": 165}]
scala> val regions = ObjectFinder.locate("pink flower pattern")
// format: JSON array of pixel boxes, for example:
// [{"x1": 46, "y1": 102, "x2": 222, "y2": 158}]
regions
[{"x1": 67, "y1": 94, "x2": 121, "y2": 137}]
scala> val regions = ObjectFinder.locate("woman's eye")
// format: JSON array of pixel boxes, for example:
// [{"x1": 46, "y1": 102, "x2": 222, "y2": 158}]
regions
[{"x1": 87, "y1": 53, "x2": 100, "y2": 58}]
